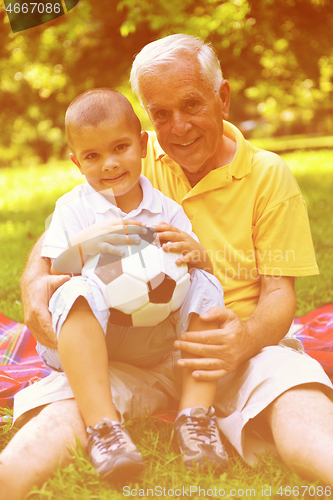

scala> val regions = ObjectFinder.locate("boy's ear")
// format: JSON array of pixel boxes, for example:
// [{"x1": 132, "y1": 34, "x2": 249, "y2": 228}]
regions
[
  {"x1": 69, "y1": 153, "x2": 83, "y2": 173},
  {"x1": 140, "y1": 131, "x2": 148, "y2": 158}
]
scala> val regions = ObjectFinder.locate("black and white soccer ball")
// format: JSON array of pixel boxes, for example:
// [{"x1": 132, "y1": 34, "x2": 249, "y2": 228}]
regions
[{"x1": 82, "y1": 227, "x2": 191, "y2": 327}]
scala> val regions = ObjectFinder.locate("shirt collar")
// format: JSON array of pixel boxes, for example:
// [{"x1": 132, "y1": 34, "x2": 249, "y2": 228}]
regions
[
  {"x1": 82, "y1": 176, "x2": 162, "y2": 216},
  {"x1": 82, "y1": 182, "x2": 120, "y2": 215},
  {"x1": 151, "y1": 121, "x2": 253, "y2": 182},
  {"x1": 128, "y1": 175, "x2": 162, "y2": 216},
  {"x1": 223, "y1": 121, "x2": 253, "y2": 180}
]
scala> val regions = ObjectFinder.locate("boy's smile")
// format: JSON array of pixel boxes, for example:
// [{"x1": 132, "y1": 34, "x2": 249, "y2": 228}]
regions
[{"x1": 69, "y1": 118, "x2": 148, "y2": 212}]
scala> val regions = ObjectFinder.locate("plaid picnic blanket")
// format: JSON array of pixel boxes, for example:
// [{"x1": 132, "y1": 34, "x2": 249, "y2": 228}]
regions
[
  {"x1": 1, "y1": 304, "x2": 333, "y2": 413},
  {"x1": 0, "y1": 312, "x2": 51, "y2": 410},
  {"x1": 286, "y1": 303, "x2": 333, "y2": 380}
]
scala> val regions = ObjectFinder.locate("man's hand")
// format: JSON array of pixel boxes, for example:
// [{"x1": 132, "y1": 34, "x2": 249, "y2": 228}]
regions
[
  {"x1": 174, "y1": 276, "x2": 297, "y2": 382},
  {"x1": 174, "y1": 307, "x2": 250, "y2": 381},
  {"x1": 153, "y1": 221, "x2": 213, "y2": 273},
  {"x1": 22, "y1": 272, "x2": 70, "y2": 348}
]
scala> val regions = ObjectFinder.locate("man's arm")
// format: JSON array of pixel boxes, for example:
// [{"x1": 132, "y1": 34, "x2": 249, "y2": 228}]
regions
[
  {"x1": 20, "y1": 234, "x2": 70, "y2": 348},
  {"x1": 174, "y1": 275, "x2": 296, "y2": 381}
]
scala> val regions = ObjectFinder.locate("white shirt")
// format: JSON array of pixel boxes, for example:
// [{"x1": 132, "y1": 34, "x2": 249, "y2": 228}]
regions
[{"x1": 41, "y1": 175, "x2": 197, "y2": 259}]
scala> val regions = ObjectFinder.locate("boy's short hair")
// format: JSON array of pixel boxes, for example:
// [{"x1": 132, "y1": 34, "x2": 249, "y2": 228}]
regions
[{"x1": 65, "y1": 88, "x2": 141, "y2": 152}]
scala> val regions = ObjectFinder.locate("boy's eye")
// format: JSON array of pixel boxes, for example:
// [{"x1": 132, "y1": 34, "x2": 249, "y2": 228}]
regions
[
  {"x1": 115, "y1": 143, "x2": 129, "y2": 151},
  {"x1": 86, "y1": 153, "x2": 98, "y2": 160}
]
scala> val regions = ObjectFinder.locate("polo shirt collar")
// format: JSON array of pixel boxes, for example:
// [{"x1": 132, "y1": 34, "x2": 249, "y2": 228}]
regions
[
  {"x1": 128, "y1": 175, "x2": 162, "y2": 216},
  {"x1": 152, "y1": 121, "x2": 253, "y2": 187},
  {"x1": 82, "y1": 176, "x2": 162, "y2": 216},
  {"x1": 223, "y1": 121, "x2": 253, "y2": 180}
]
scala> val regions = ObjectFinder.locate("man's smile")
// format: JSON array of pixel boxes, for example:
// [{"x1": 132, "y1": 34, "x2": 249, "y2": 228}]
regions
[{"x1": 174, "y1": 137, "x2": 199, "y2": 148}]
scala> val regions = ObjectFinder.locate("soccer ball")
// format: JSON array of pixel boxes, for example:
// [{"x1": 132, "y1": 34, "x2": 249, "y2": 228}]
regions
[{"x1": 82, "y1": 227, "x2": 191, "y2": 327}]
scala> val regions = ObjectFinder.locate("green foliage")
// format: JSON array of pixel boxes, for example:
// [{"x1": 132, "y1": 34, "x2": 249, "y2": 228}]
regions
[{"x1": 0, "y1": 0, "x2": 333, "y2": 165}]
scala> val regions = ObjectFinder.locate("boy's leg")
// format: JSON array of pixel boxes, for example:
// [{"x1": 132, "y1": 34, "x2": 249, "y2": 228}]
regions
[
  {"x1": 58, "y1": 296, "x2": 119, "y2": 426},
  {"x1": 179, "y1": 313, "x2": 219, "y2": 411},
  {"x1": 57, "y1": 294, "x2": 145, "y2": 480},
  {"x1": 173, "y1": 270, "x2": 228, "y2": 473}
]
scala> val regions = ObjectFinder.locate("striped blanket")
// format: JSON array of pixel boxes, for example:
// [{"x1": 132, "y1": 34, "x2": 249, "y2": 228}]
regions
[{"x1": 1, "y1": 304, "x2": 333, "y2": 412}]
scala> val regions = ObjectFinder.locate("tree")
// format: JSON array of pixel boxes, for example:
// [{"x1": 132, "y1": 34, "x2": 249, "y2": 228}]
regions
[{"x1": 0, "y1": 0, "x2": 332, "y2": 166}]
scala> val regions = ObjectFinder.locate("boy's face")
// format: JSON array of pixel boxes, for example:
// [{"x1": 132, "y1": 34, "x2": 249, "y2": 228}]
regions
[{"x1": 69, "y1": 117, "x2": 148, "y2": 208}]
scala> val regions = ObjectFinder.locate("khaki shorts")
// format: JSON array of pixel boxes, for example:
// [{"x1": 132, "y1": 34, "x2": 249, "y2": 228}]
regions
[
  {"x1": 14, "y1": 340, "x2": 333, "y2": 463},
  {"x1": 36, "y1": 268, "x2": 223, "y2": 371}
]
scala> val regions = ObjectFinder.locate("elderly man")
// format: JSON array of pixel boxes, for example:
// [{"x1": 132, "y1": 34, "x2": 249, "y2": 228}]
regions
[{"x1": 1, "y1": 34, "x2": 333, "y2": 498}]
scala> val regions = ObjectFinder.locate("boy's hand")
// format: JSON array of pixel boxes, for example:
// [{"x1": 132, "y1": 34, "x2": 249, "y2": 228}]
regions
[
  {"x1": 152, "y1": 222, "x2": 213, "y2": 273},
  {"x1": 77, "y1": 225, "x2": 147, "y2": 258},
  {"x1": 70, "y1": 219, "x2": 147, "y2": 248},
  {"x1": 53, "y1": 220, "x2": 148, "y2": 275}
]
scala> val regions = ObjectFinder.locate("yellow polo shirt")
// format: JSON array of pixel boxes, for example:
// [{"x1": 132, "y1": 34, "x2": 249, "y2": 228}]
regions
[{"x1": 142, "y1": 122, "x2": 319, "y2": 320}]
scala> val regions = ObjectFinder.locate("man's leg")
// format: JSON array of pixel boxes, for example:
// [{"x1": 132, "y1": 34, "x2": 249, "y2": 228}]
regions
[
  {"x1": 264, "y1": 383, "x2": 333, "y2": 485},
  {"x1": 0, "y1": 399, "x2": 86, "y2": 500}
]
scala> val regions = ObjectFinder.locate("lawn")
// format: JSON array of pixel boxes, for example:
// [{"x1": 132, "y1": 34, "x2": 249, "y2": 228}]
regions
[{"x1": 1, "y1": 148, "x2": 333, "y2": 498}]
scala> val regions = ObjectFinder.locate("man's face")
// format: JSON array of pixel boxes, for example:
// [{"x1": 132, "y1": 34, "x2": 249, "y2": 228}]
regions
[{"x1": 139, "y1": 57, "x2": 230, "y2": 178}]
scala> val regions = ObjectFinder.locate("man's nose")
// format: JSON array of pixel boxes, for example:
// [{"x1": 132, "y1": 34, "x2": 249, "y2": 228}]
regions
[{"x1": 170, "y1": 112, "x2": 191, "y2": 136}]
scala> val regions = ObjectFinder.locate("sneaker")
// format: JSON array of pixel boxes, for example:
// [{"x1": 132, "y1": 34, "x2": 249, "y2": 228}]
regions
[
  {"x1": 87, "y1": 418, "x2": 145, "y2": 481},
  {"x1": 173, "y1": 407, "x2": 228, "y2": 473}
]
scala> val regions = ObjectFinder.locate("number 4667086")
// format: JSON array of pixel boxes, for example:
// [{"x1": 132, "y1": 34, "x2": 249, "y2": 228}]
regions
[
  {"x1": 6, "y1": 3, "x2": 61, "y2": 14},
  {"x1": 277, "y1": 485, "x2": 331, "y2": 497}
]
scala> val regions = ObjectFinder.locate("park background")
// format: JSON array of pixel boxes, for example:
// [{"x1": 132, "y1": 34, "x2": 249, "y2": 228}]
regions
[{"x1": 0, "y1": 0, "x2": 333, "y2": 498}]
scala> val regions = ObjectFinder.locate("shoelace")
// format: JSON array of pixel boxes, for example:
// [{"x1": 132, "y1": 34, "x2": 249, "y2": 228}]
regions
[
  {"x1": 88, "y1": 422, "x2": 126, "y2": 452},
  {"x1": 185, "y1": 413, "x2": 218, "y2": 445}
]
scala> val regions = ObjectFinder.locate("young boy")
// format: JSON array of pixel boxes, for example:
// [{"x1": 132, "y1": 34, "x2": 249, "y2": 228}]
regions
[{"x1": 37, "y1": 88, "x2": 227, "y2": 481}]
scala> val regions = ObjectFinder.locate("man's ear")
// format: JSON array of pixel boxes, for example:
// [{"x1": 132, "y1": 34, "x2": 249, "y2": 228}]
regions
[
  {"x1": 69, "y1": 153, "x2": 83, "y2": 173},
  {"x1": 140, "y1": 131, "x2": 149, "y2": 158},
  {"x1": 219, "y1": 79, "x2": 231, "y2": 120}
]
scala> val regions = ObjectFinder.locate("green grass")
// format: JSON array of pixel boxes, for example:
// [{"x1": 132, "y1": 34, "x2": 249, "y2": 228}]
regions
[
  {"x1": 282, "y1": 150, "x2": 333, "y2": 314},
  {"x1": 1, "y1": 407, "x2": 326, "y2": 500},
  {"x1": 250, "y1": 134, "x2": 333, "y2": 153},
  {"x1": 0, "y1": 161, "x2": 84, "y2": 322},
  {"x1": 1, "y1": 150, "x2": 333, "y2": 498}
]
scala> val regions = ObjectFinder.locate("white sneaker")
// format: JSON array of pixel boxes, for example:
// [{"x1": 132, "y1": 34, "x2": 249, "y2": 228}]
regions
[
  {"x1": 173, "y1": 407, "x2": 228, "y2": 473},
  {"x1": 87, "y1": 418, "x2": 145, "y2": 481}
]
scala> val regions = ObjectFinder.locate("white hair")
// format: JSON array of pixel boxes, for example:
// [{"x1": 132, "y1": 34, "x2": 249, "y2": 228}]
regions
[{"x1": 130, "y1": 34, "x2": 223, "y2": 104}]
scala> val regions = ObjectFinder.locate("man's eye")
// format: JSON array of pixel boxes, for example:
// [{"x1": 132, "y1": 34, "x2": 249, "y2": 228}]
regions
[
  {"x1": 155, "y1": 110, "x2": 167, "y2": 120},
  {"x1": 188, "y1": 102, "x2": 198, "y2": 110},
  {"x1": 86, "y1": 153, "x2": 98, "y2": 160}
]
